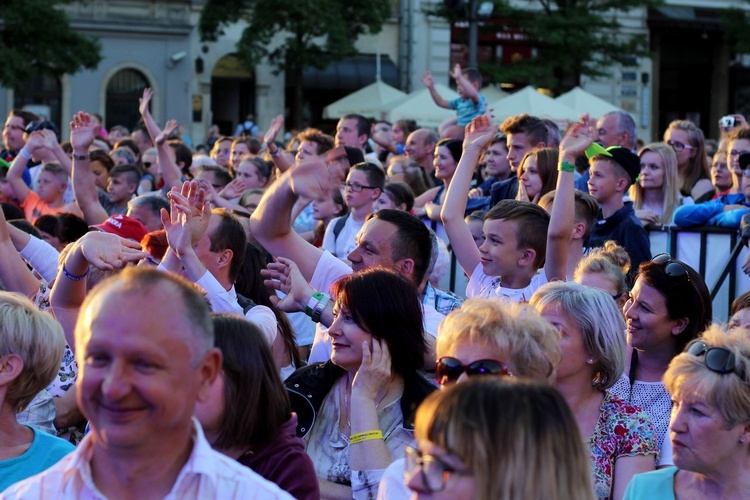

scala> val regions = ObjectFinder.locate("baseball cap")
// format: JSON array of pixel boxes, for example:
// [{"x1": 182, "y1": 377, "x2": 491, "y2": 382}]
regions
[
  {"x1": 585, "y1": 143, "x2": 641, "y2": 185},
  {"x1": 90, "y1": 214, "x2": 148, "y2": 242}
]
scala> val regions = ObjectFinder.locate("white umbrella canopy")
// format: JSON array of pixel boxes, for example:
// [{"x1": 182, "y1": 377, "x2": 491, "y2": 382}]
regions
[
  {"x1": 380, "y1": 84, "x2": 460, "y2": 129},
  {"x1": 482, "y1": 85, "x2": 508, "y2": 104},
  {"x1": 322, "y1": 81, "x2": 407, "y2": 119},
  {"x1": 555, "y1": 86, "x2": 622, "y2": 120},
  {"x1": 488, "y1": 86, "x2": 579, "y2": 122}
]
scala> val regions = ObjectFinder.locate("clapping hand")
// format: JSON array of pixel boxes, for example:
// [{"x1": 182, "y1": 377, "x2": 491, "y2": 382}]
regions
[
  {"x1": 559, "y1": 114, "x2": 595, "y2": 160},
  {"x1": 70, "y1": 112, "x2": 96, "y2": 152},
  {"x1": 76, "y1": 231, "x2": 147, "y2": 270},
  {"x1": 463, "y1": 115, "x2": 498, "y2": 153}
]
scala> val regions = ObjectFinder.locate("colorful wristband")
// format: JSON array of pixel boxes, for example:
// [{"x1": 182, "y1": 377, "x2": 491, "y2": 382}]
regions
[
  {"x1": 311, "y1": 293, "x2": 330, "y2": 324},
  {"x1": 349, "y1": 430, "x2": 384, "y2": 445},
  {"x1": 305, "y1": 291, "x2": 326, "y2": 317},
  {"x1": 19, "y1": 149, "x2": 31, "y2": 160},
  {"x1": 558, "y1": 161, "x2": 576, "y2": 173},
  {"x1": 62, "y1": 264, "x2": 90, "y2": 281}
]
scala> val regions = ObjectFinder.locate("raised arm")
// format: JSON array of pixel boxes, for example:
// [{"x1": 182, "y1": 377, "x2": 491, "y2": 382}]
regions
[
  {"x1": 422, "y1": 71, "x2": 451, "y2": 109},
  {"x1": 451, "y1": 63, "x2": 480, "y2": 103},
  {"x1": 70, "y1": 112, "x2": 109, "y2": 224},
  {"x1": 154, "y1": 120, "x2": 184, "y2": 192},
  {"x1": 545, "y1": 115, "x2": 594, "y2": 282},
  {"x1": 249, "y1": 156, "x2": 344, "y2": 281},
  {"x1": 40, "y1": 129, "x2": 73, "y2": 175},
  {"x1": 0, "y1": 206, "x2": 40, "y2": 297},
  {"x1": 138, "y1": 88, "x2": 162, "y2": 143},
  {"x1": 6, "y1": 133, "x2": 45, "y2": 203},
  {"x1": 441, "y1": 115, "x2": 496, "y2": 276},
  {"x1": 264, "y1": 115, "x2": 294, "y2": 172}
]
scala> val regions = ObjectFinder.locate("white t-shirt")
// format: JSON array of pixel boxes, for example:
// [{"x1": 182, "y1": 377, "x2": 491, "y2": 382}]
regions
[
  {"x1": 465, "y1": 263, "x2": 548, "y2": 302},
  {"x1": 307, "y1": 251, "x2": 445, "y2": 365},
  {"x1": 322, "y1": 214, "x2": 365, "y2": 260}
]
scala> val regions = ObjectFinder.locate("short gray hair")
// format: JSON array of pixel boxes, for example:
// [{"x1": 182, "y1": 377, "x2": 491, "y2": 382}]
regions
[
  {"x1": 603, "y1": 110, "x2": 636, "y2": 150},
  {"x1": 530, "y1": 281, "x2": 626, "y2": 390}
]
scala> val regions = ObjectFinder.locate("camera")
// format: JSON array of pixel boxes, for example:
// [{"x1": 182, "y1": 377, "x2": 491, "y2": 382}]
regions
[{"x1": 721, "y1": 115, "x2": 735, "y2": 130}]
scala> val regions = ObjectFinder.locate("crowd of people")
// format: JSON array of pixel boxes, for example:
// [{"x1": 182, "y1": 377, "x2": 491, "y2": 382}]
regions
[{"x1": 0, "y1": 68, "x2": 750, "y2": 500}]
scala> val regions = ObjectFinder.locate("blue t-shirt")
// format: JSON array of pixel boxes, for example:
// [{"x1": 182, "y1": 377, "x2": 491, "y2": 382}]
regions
[
  {"x1": 0, "y1": 426, "x2": 75, "y2": 492},
  {"x1": 449, "y1": 93, "x2": 487, "y2": 126},
  {"x1": 623, "y1": 466, "x2": 677, "y2": 500}
]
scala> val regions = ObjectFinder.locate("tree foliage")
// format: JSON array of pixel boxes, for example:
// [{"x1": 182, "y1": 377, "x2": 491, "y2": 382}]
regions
[
  {"x1": 0, "y1": 0, "x2": 102, "y2": 88},
  {"x1": 200, "y1": 0, "x2": 392, "y2": 126},
  {"x1": 440, "y1": 0, "x2": 662, "y2": 94}
]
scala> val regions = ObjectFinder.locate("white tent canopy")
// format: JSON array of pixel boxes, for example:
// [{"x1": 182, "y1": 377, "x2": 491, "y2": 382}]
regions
[
  {"x1": 378, "y1": 84, "x2": 460, "y2": 129},
  {"x1": 482, "y1": 85, "x2": 509, "y2": 104},
  {"x1": 555, "y1": 86, "x2": 622, "y2": 119},
  {"x1": 488, "y1": 86, "x2": 579, "y2": 122},
  {"x1": 322, "y1": 81, "x2": 407, "y2": 120}
]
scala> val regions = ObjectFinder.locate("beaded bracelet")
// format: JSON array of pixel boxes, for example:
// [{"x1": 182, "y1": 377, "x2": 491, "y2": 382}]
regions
[
  {"x1": 62, "y1": 264, "x2": 90, "y2": 281},
  {"x1": 349, "y1": 430, "x2": 383, "y2": 445}
]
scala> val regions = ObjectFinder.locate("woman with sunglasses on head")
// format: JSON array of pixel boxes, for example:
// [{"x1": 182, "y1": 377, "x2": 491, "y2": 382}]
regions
[
  {"x1": 377, "y1": 298, "x2": 561, "y2": 499},
  {"x1": 285, "y1": 268, "x2": 434, "y2": 499},
  {"x1": 531, "y1": 282, "x2": 657, "y2": 500},
  {"x1": 624, "y1": 325, "x2": 750, "y2": 499},
  {"x1": 610, "y1": 254, "x2": 712, "y2": 468},
  {"x1": 407, "y1": 378, "x2": 596, "y2": 500},
  {"x1": 663, "y1": 120, "x2": 713, "y2": 202}
]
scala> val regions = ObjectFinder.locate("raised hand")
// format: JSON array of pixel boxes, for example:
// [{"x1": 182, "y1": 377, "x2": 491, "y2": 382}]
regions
[
  {"x1": 516, "y1": 179, "x2": 530, "y2": 202},
  {"x1": 463, "y1": 114, "x2": 498, "y2": 153},
  {"x1": 218, "y1": 177, "x2": 246, "y2": 200},
  {"x1": 23, "y1": 131, "x2": 46, "y2": 153},
  {"x1": 450, "y1": 63, "x2": 462, "y2": 80},
  {"x1": 421, "y1": 71, "x2": 435, "y2": 88},
  {"x1": 351, "y1": 338, "x2": 392, "y2": 401},
  {"x1": 264, "y1": 115, "x2": 284, "y2": 146},
  {"x1": 559, "y1": 113, "x2": 596, "y2": 160},
  {"x1": 76, "y1": 231, "x2": 147, "y2": 270},
  {"x1": 260, "y1": 256, "x2": 312, "y2": 313},
  {"x1": 161, "y1": 192, "x2": 193, "y2": 257},
  {"x1": 139, "y1": 88, "x2": 153, "y2": 117},
  {"x1": 290, "y1": 157, "x2": 338, "y2": 199},
  {"x1": 155, "y1": 119, "x2": 178, "y2": 146},
  {"x1": 171, "y1": 181, "x2": 211, "y2": 245},
  {"x1": 70, "y1": 111, "x2": 96, "y2": 152}
]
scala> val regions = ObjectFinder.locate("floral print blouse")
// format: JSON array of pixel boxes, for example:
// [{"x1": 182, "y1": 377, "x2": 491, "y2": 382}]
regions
[{"x1": 588, "y1": 392, "x2": 658, "y2": 500}]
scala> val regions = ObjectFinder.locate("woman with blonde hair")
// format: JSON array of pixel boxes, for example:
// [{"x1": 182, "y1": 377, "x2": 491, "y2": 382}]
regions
[
  {"x1": 631, "y1": 142, "x2": 686, "y2": 226},
  {"x1": 406, "y1": 378, "x2": 595, "y2": 500},
  {"x1": 531, "y1": 282, "x2": 658, "y2": 500},
  {"x1": 663, "y1": 120, "x2": 713, "y2": 201},
  {"x1": 624, "y1": 325, "x2": 750, "y2": 498}
]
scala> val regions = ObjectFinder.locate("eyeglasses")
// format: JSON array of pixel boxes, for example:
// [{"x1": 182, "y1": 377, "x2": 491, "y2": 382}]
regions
[
  {"x1": 342, "y1": 181, "x2": 377, "y2": 192},
  {"x1": 667, "y1": 140, "x2": 695, "y2": 152},
  {"x1": 686, "y1": 340, "x2": 744, "y2": 379},
  {"x1": 711, "y1": 162, "x2": 729, "y2": 171},
  {"x1": 405, "y1": 447, "x2": 472, "y2": 493},
  {"x1": 435, "y1": 356, "x2": 513, "y2": 385},
  {"x1": 3, "y1": 124, "x2": 25, "y2": 133},
  {"x1": 729, "y1": 150, "x2": 750, "y2": 158},
  {"x1": 651, "y1": 253, "x2": 690, "y2": 283}
]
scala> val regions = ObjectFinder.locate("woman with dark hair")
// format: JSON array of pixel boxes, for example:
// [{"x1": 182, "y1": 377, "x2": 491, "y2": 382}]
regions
[
  {"x1": 374, "y1": 182, "x2": 415, "y2": 212},
  {"x1": 235, "y1": 243, "x2": 301, "y2": 380},
  {"x1": 413, "y1": 138, "x2": 463, "y2": 242},
  {"x1": 284, "y1": 267, "x2": 434, "y2": 499},
  {"x1": 33, "y1": 213, "x2": 89, "y2": 251},
  {"x1": 194, "y1": 314, "x2": 318, "y2": 500},
  {"x1": 516, "y1": 147, "x2": 559, "y2": 204},
  {"x1": 610, "y1": 254, "x2": 712, "y2": 466}
]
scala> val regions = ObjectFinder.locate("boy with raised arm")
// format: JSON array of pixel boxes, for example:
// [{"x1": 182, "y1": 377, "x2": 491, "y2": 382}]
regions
[
  {"x1": 441, "y1": 114, "x2": 593, "y2": 302},
  {"x1": 423, "y1": 64, "x2": 486, "y2": 135}
]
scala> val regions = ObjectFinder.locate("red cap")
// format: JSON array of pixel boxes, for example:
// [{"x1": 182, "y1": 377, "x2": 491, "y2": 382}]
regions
[{"x1": 91, "y1": 214, "x2": 148, "y2": 242}]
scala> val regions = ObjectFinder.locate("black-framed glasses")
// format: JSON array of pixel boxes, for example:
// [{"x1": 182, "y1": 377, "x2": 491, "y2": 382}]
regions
[
  {"x1": 435, "y1": 356, "x2": 513, "y2": 385},
  {"x1": 3, "y1": 124, "x2": 25, "y2": 133},
  {"x1": 651, "y1": 253, "x2": 690, "y2": 283},
  {"x1": 342, "y1": 181, "x2": 377, "y2": 192},
  {"x1": 686, "y1": 340, "x2": 744, "y2": 379},
  {"x1": 667, "y1": 140, "x2": 694, "y2": 152},
  {"x1": 405, "y1": 446, "x2": 472, "y2": 493}
]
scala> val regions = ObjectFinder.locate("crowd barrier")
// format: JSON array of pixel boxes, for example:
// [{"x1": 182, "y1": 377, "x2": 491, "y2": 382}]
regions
[{"x1": 440, "y1": 225, "x2": 750, "y2": 324}]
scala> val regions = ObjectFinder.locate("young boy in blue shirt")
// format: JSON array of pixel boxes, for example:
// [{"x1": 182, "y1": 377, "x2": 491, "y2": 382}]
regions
[{"x1": 423, "y1": 64, "x2": 486, "y2": 135}]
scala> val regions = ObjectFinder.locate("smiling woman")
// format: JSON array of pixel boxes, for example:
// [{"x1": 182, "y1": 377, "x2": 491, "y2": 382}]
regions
[{"x1": 284, "y1": 268, "x2": 435, "y2": 499}]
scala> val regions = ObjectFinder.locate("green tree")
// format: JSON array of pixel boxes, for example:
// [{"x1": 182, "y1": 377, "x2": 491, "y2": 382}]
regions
[
  {"x1": 0, "y1": 0, "x2": 102, "y2": 89},
  {"x1": 439, "y1": 0, "x2": 662, "y2": 95},
  {"x1": 200, "y1": 0, "x2": 392, "y2": 128}
]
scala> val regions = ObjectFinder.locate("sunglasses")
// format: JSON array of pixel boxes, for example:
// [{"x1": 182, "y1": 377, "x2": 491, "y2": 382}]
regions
[
  {"x1": 651, "y1": 253, "x2": 690, "y2": 283},
  {"x1": 435, "y1": 357, "x2": 512, "y2": 385},
  {"x1": 405, "y1": 446, "x2": 472, "y2": 493},
  {"x1": 686, "y1": 340, "x2": 744, "y2": 379}
]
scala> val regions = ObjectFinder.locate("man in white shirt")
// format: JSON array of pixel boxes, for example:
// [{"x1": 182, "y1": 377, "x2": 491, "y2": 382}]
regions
[
  {"x1": 250, "y1": 155, "x2": 442, "y2": 366},
  {"x1": 2, "y1": 268, "x2": 291, "y2": 499}
]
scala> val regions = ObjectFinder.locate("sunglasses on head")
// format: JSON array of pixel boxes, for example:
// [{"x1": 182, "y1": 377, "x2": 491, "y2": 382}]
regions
[
  {"x1": 435, "y1": 357, "x2": 512, "y2": 385},
  {"x1": 651, "y1": 253, "x2": 690, "y2": 283},
  {"x1": 687, "y1": 340, "x2": 744, "y2": 379}
]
